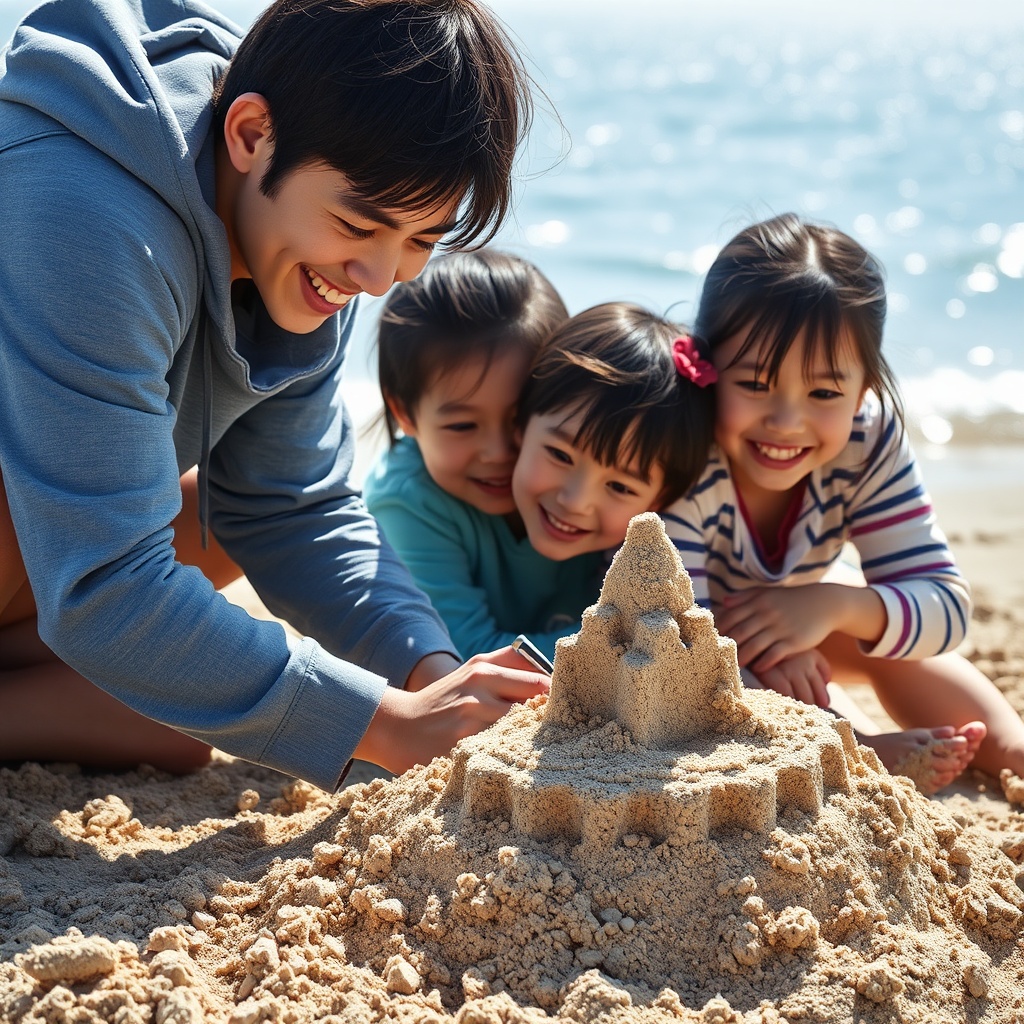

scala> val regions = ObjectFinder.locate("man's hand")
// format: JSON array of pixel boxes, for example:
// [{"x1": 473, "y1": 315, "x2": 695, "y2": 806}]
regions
[{"x1": 354, "y1": 647, "x2": 550, "y2": 775}]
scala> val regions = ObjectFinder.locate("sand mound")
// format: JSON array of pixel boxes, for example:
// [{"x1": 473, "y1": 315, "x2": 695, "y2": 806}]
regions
[{"x1": 4, "y1": 513, "x2": 1024, "y2": 1023}]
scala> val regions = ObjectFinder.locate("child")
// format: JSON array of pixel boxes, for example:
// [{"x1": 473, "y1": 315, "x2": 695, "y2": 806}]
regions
[
  {"x1": 366, "y1": 249, "x2": 597, "y2": 661},
  {"x1": 512, "y1": 302, "x2": 715, "y2": 563},
  {"x1": 0, "y1": 0, "x2": 550, "y2": 789},
  {"x1": 660, "y1": 212, "x2": 1015, "y2": 795}
]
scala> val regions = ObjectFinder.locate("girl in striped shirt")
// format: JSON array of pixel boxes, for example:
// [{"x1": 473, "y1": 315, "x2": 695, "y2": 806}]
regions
[{"x1": 661, "y1": 213, "x2": 1024, "y2": 795}]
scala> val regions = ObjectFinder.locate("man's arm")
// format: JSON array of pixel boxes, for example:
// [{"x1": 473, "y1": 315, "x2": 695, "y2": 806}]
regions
[
  {"x1": 0, "y1": 141, "x2": 390, "y2": 789},
  {"x1": 205, "y1": 353, "x2": 461, "y2": 687}
]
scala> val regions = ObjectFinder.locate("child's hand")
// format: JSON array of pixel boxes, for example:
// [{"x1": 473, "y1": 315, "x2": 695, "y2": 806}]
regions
[
  {"x1": 355, "y1": 648, "x2": 550, "y2": 775},
  {"x1": 751, "y1": 649, "x2": 832, "y2": 709},
  {"x1": 716, "y1": 583, "x2": 846, "y2": 672}
]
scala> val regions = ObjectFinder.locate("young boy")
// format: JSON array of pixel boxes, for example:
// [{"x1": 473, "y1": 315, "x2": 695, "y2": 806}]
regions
[
  {"x1": 368, "y1": 299, "x2": 715, "y2": 660},
  {"x1": 0, "y1": 0, "x2": 548, "y2": 791}
]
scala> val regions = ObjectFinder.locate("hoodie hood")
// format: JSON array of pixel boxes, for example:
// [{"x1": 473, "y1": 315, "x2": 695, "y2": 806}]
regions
[
  {"x1": 0, "y1": 1, "x2": 353, "y2": 544},
  {"x1": 0, "y1": 0, "x2": 242, "y2": 337}
]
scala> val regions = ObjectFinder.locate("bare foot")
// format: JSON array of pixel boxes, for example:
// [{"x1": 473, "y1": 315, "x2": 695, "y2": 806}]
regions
[{"x1": 859, "y1": 722, "x2": 986, "y2": 796}]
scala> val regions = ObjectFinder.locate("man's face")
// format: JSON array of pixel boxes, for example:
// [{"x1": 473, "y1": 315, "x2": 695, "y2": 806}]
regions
[
  {"x1": 218, "y1": 97, "x2": 461, "y2": 334},
  {"x1": 227, "y1": 162, "x2": 459, "y2": 334}
]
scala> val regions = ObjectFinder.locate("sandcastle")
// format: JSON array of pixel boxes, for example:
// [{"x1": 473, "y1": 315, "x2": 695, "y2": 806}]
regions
[
  {"x1": 5, "y1": 514, "x2": 1024, "y2": 1023},
  {"x1": 444, "y1": 512, "x2": 857, "y2": 850}
]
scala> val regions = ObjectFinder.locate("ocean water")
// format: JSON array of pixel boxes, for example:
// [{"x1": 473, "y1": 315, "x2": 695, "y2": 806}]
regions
[
  {"x1": 479, "y1": 0, "x2": 1024, "y2": 450},
  {"x1": 3, "y1": 0, "x2": 1022, "y2": 465}
]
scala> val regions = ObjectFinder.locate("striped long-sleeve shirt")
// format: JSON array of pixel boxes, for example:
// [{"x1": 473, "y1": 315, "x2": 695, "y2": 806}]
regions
[{"x1": 660, "y1": 395, "x2": 970, "y2": 660}]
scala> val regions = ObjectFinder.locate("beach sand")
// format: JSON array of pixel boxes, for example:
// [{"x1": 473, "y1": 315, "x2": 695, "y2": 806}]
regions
[{"x1": 2, "y1": 469, "x2": 1023, "y2": 1023}]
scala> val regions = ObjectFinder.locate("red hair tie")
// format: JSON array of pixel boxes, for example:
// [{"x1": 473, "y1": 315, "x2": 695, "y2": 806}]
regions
[{"x1": 672, "y1": 336, "x2": 717, "y2": 387}]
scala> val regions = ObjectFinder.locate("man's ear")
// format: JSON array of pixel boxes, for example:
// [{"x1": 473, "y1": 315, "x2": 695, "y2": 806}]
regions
[
  {"x1": 222, "y1": 93, "x2": 274, "y2": 175},
  {"x1": 385, "y1": 394, "x2": 418, "y2": 438}
]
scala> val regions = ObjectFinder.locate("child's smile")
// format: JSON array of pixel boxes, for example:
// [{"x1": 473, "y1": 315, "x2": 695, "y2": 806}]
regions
[
  {"x1": 713, "y1": 327, "x2": 867, "y2": 505},
  {"x1": 748, "y1": 441, "x2": 812, "y2": 468},
  {"x1": 472, "y1": 473, "x2": 515, "y2": 499},
  {"x1": 539, "y1": 504, "x2": 591, "y2": 541}
]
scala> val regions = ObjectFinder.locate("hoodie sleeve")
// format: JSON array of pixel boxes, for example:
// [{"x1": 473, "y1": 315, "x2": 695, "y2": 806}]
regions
[
  {"x1": 205, "y1": 349, "x2": 459, "y2": 683},
  {"x1": 0, "y1": 133, "x2": 433, "y2": 792}
]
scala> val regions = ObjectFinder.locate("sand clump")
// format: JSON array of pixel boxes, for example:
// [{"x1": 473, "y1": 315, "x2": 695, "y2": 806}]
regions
[{"x1": 3, "y1": 512, "x2": 1024, "y2": 1022}]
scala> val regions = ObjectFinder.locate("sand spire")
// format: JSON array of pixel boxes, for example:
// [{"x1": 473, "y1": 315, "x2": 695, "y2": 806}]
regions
[
  {"x1": 444, "y1": 511, "x2": 858, "y2": 847},
  {"x1": 545, "y1": 510, "x2": 749, "y2": 745}
]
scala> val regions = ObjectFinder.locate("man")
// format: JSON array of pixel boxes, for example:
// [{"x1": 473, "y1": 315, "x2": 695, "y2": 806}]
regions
[{"x1": 0, "y1": 0, "x2": 548, "y2": 790}]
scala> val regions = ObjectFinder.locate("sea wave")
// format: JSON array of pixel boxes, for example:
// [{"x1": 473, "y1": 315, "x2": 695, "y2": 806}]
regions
[{"x1": 902, "y1": 369, "x2": 1024, "y2": 446}]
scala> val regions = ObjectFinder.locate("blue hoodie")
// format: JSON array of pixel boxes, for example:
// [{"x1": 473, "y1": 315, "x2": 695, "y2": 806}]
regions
[{"x1": 0, "y1": 0, "x2": 458, "y2": 790}]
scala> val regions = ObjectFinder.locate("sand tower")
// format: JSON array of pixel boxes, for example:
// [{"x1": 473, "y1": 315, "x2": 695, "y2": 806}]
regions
[
  {"x1": 208, "y1": 513, "x2": 1024, "y2": 1022},
  {"x1": 443, "y1": 513, "x2": 860, "y2": 851}
]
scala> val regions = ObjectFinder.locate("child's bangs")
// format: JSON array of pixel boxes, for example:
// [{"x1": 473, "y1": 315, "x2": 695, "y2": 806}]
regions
[
  {"x1": 567, "y1": 398, "x2": 666, "y2": 486},
  {"x1": 414, "y1": 329, "x2": 499, "y2": 393},
  {"x1": 735, "y1": 291, "x2": 848, "y2": 385}
]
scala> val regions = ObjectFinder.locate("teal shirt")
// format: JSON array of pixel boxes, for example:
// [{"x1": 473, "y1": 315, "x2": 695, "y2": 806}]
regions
[{"x1": 364, "y1": 438, "x2": 604, "y2": 660}]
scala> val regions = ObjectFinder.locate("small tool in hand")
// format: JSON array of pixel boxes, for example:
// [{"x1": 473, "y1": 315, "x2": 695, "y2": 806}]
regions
[{"x1": 512, "y1": 634, "x2": 554, "y2": 675}]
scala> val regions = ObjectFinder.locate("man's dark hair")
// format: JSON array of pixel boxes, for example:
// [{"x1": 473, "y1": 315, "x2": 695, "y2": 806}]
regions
[{"x1": 214, "y1": 0, "x2": 535, "y2": 247}]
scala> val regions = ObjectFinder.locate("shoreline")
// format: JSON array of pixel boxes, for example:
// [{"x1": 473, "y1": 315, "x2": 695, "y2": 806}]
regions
[{"x1": 925, "y1": 458, "x2": 1024, "y2": 606}]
